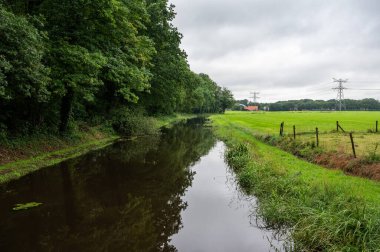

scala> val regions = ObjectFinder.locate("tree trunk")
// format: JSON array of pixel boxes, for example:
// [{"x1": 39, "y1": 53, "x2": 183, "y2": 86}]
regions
[
  {"x1": 105, "y1": 81, "x2": 116, "y2": 114},
  {"x1": 59, "y1": 86, "x2": 74, "y2": 133}
]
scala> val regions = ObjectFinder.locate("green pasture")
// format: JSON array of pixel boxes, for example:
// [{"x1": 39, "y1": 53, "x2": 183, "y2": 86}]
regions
[
  {"x1": 221, "y1": 111, "x2": 380, "y2": 134},
  {"x1": 216, "y1": 111, "x2": 380, "y2": 157}
]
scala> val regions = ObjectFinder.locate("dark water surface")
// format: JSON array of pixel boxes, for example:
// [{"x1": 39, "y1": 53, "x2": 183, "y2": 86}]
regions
[{"x1": 0, "y1": 118, "x2": 278, "y2": 252}]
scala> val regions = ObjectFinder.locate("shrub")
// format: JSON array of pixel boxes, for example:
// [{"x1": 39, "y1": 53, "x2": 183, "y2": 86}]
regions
[{"x1": 110, "y1": 108, "x2": 159, "y2": 137}]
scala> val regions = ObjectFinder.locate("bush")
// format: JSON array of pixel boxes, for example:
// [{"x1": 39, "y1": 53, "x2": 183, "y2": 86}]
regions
[{"x1": 110, "y1": 108, "x2": 159, "y2": 136}]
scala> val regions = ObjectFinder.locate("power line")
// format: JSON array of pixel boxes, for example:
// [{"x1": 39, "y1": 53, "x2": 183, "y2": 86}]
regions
[
  {"x1": 244, "y1": 80, "x2": 380, "y2": 103},
  {"x1": 349, "y1": 81, "x2": 380, "y2": 83},
  {"x1": 250, "y1": 91, "x2": 260, "y2": 103},
  {"x1": 305, "y1": 90, "x2": 333, "y2": 96},
  {"x1": 332, "y1": 78, "x2": 348, "y2": 111},
  {"x1": 347, "y1": 88, "x2": 380, "y2": 91}
]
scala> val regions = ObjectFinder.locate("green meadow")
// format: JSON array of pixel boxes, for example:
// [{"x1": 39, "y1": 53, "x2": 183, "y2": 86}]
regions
[
  {"x1": 215, "y1": 111, "x2": 380, "y2": 157},
  {"x1": 219, "y1": 111, "x2": 380, "y2": 134}
]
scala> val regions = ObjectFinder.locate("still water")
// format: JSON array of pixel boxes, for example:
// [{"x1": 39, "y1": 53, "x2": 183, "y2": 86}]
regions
[{"x1": 0, "y1": 118, "x2": 278, "y2": 251}]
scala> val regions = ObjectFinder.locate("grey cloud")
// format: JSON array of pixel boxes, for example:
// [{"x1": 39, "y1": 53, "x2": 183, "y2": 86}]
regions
[{"x1": 170, "y1": 0, "x2": 380, "y2": 101}]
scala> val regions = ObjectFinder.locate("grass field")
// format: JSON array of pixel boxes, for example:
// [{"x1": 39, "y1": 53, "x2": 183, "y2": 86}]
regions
[
  {"x1": 211, "y1": 112, "x2": 380, "y2": 251},
  {"x1": 224, "y1": 111, "x2": 380, "y2": 134},
  {"x1": 216, "y1": 111, "x2": 380, "y2": 158}
]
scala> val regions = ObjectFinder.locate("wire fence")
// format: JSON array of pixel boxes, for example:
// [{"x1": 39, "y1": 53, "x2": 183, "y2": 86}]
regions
[{"x1": 279, "y1": 121, "x2": 380, "y2": 158}]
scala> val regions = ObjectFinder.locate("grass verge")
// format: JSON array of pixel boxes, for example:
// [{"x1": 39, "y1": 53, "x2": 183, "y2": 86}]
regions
[
  {"x1": 0, "y1": 136, "x2": 118, "y2": 184},
  {"x1": 211, "y1": 115, "x2": 380, "y2": 251}
]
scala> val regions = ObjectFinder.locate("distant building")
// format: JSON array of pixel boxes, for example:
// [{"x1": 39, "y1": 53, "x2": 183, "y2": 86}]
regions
[{"x1": 243, "y1": 106, "x2": 259, "y2": 111}]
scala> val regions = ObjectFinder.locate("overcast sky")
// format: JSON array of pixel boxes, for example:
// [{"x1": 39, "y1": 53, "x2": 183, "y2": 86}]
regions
[{"x1": 169, "y1": 0, "x2": 380, "y2": 102}]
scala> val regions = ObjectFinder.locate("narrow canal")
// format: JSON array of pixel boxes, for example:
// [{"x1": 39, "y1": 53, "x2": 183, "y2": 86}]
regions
[{"x1": 0, "y1": 118, "x2": 279, "y2": 251}]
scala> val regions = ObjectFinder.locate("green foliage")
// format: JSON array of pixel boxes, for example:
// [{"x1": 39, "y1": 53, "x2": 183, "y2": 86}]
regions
[
  {"x1": 220, "y1": 87, "x2": 235, "y2": 113},
  {"x1": 0, "y1": 5, "x2": 50, "y2": 133},
  {"x1": 0, "y1": 0, "x2": 234, "y2": 136},
  {"x1": 181, "y1": 73, "x2": 234, "y2": 114},
  {"x1": 139, "y1": 0, "x2": 187, "y2": 114},
  {"x1": 110, "y1": 108, "x2": 158, "y2": 136},
  {"x1": 49, "y1": 43, "x2": 106, "y2": 102},
  {"x1": 0, "y1": 6, "x2": 49, "y2": 102},
  {"x1": 13, "y1": 202, "x2": 43, "y2": 211}
]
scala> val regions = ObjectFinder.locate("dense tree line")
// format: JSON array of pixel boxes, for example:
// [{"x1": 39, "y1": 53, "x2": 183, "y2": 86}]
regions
[
  {"x1": 0, "y1": 0, "x2": 234, "y2": 136},
  {"x1": 235, "y1": 98, "x2": 380, "y2": 111}
]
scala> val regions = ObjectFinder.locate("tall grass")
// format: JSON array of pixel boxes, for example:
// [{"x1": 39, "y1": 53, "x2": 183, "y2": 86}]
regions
[{"x1": 225, "y1": 143, "x2": 380, "y2": 251}]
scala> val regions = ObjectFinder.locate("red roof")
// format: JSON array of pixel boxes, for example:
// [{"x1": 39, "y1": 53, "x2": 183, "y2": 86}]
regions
[{"x1": 244, "y1": 106, "x2": 259, "y2": 111}]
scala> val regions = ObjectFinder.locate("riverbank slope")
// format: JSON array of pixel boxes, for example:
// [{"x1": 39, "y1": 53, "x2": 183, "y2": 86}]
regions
[{"x1": 0, "y1": 114, "x2": 195, "y2": 184}]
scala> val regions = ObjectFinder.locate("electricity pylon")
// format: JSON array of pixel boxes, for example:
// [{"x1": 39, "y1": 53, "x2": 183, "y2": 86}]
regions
[{"x1": 333, "y1": 78, "x2": 348, "y2": 111}]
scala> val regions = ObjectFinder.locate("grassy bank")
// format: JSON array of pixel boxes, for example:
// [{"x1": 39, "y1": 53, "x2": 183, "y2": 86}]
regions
[
  {"x1": 0, "y1": 137, "x2": 118, "y2": 184},
  {"x1": 215, "y1": 111, "x2": 380, "y2": 180},
  {"x1": 211, "y1": 114, "x2": 380, "y2": 251},
  {"x1": 0, "y1": 114, "x2": 195, "y2": 184},
  {"x1": 155, "y1": 113, "x2": 198, "y2": 128}
]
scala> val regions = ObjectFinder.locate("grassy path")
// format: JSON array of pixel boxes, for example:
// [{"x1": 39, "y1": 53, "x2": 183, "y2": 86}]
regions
[{"x1": 211, "y1": 113, "x2": 380, "y2": 251}]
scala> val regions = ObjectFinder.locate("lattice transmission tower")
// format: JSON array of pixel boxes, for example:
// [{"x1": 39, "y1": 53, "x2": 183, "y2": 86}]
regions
[
  {"x1": 332, "y1": 78, "x2": 348, "y2": 111},
  {"x1": 250, "y1": 91, "x2": 260, "y2": 103}
]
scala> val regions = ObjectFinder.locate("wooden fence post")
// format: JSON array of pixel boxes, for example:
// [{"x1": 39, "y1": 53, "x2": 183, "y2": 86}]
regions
[
  {"x1": 349, "y1": 132, "x2": 356, "y2": 158},
  {"x1": 336, "y1": 121, "x2": 346, "y2": 133},
  {"x1": 376, "y1": 121, "x2": 378, "y2": 133},
  {"x1": 316, "y1": 127, "x2": 319, "y2": 147},
  {"x1": 279, "y1": 122, "x2": 284, "y2": 137},
  {"x1": 293, "y1": 125, "x2": 296, "y2": 140}
]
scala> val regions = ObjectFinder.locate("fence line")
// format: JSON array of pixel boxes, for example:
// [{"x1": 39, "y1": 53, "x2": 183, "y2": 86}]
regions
[{"x1": 278, "y1": 121, "x2": 380, "y2": 157}]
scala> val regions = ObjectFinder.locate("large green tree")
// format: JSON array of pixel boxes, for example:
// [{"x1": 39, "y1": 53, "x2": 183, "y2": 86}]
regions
[
  {"x1": 141, "y1": 0, "x2": 189, "y2": 114},
  {"x1": 96, "y1": 0, "x2": 155, "y2": 113},
  {"x1": 0, "y1": 5, "x2": 50, "y2": 131},
  {"x1": 38, "y1": 0, "x2": 155, "y2": 132}
]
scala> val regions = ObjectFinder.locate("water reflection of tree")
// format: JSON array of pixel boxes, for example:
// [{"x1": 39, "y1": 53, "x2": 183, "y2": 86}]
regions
[{"x1": 0, "y1": 119, "x2": 216, "y2": 252}]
